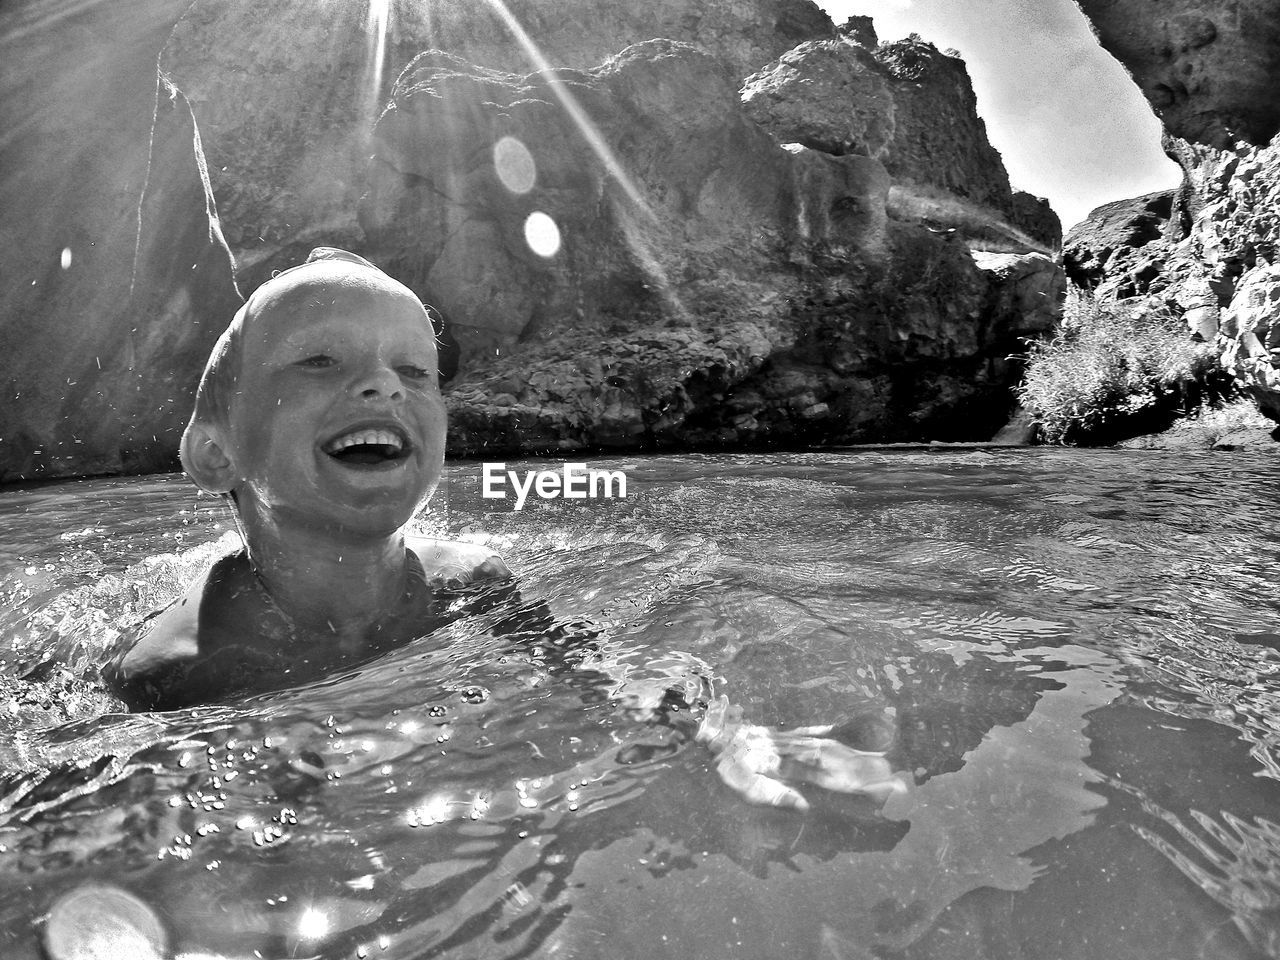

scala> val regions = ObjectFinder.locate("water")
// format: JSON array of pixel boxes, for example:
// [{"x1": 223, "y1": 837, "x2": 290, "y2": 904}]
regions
[{"x1": 1, "y1": 449, "x2": 1279, "y2": 960}]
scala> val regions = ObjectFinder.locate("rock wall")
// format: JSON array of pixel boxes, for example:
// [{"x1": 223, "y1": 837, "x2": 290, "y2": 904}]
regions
[
  {"x1": 362, "y1": 41, "x2": 1061, "y2": 454},
  {"x1": 0, "y1": 0, "x2": 240, "y2": 484},
  {"x1": 161, "y1": 0, "x2": 836, "y2": 289},
  {"x1": 0, "y1": 0, "x2": 1065, "y2": 481},
  {"x1": 1066, "y1": 0, "x2": 1280, "y2": 423}
]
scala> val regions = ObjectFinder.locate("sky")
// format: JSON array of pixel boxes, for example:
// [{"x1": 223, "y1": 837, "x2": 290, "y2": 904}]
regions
[{"x1": 814, "y1": 0, "x2": 1181, "y2": 230}]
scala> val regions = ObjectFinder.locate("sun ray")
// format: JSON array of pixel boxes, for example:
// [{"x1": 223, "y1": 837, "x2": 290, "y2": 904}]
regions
[
  {"x1": 478, "y1": 0, "x2": 654, "y2": 222},
  {"x1": 362, "y1": 0, "x2": 392, "y2": 127}
]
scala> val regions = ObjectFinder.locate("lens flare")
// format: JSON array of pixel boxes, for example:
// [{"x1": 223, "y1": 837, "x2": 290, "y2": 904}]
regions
[
  {"x1": 524, "y1": 212, "x2": 561, "y2": 258},
  {"x1": 494, "y1": 136, "x2": 536, "y2": 194},
  {"x1": 479, "y1": 0, "x2": 653, "y2": 219}
]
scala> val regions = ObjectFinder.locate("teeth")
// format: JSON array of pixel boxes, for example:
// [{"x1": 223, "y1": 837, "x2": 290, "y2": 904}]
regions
[{"x1": 323, "y1": 429, "x2": 404, "y2": 453}]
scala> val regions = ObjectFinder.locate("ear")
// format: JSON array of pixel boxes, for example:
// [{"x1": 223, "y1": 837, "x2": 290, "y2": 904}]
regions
[{"x1": 180, "y1": 420, "x2": 238, "y2": 494}]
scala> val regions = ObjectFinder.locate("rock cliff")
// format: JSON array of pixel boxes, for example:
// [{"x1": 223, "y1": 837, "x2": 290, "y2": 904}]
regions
[
  {"x1": 0, "y1": 0, "x2": 240, "y2": 484},
  {"x1": 1, "y1": 0, "x2": 1061, "y2": 480},
  {"x1": 361, "y1": 41, "x2": 1060, "y2": 453},
  {"x1": 1065, "y1": 0, "x2": 1280, "y2": 425},
  {"x1": 160, "y1": 0, "x2": 835, "y2": 288}
]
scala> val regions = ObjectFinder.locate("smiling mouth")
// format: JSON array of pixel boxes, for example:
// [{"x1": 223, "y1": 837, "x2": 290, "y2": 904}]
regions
[{"x1": 321, "y1": 427, "x2": 411, "y2": 467}]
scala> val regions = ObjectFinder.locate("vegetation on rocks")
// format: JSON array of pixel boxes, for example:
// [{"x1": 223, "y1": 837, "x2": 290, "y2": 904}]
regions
[{"x1": 1018, "y1": 290, "x2": 1233, "y2": 445}]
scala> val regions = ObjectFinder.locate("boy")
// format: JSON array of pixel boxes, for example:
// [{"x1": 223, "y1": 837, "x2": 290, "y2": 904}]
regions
[{"x1": 104, "y1": 248, "x2": 901, "y2": 811}]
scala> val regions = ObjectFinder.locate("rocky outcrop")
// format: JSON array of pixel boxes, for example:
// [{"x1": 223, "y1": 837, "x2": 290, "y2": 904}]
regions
[
  {"x1": 741, "y1": 33, "x2": 1060, "y2": 253},
  {"x1": 872, "y1": 38, "x2": 1020, "y2": 221},
  {"x1": 1058, "y1": 131, "x2": 1280, "y2": 421},
  {"x1": 1056, "y1": 2, "x2": 1280, "y2": 429},
  {"x1": 1075, "y1": 0, "x2": 1280, "y2": 149},
  {"x1": 161, "y1": 0, "x2": 837, "y2": 288},
  {"x1": 361, "y1": 42, "x2": 1063, "y2": 454},
  {"x1": 0, "y1": 0, "x2": 240, "y2": 484},
  {"x1": 1063, "y1": 190, "x2": 1176, "y2": 290},
  {"x1": 1009, "y1": 191, "x2": 1068, "y2": 254}
]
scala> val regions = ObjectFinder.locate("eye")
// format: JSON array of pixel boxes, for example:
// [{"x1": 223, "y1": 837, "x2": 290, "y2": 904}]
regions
[
  {"x1": 296, "y1": 354, "x2": 337, "y2": 369},
  {"x1": 397, "y1": 364, "x2": 434, "y2": 381}
]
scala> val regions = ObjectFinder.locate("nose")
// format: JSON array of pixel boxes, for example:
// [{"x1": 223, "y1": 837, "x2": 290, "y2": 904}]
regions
[{"x1": 352, "y1": 362, "x2": 404, "y2": 402}]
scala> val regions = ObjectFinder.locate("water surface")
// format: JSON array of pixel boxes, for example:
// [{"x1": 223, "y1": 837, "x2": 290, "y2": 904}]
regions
[{"x1": 1, "y1": 449, "x2": 1278, "y2": 959}]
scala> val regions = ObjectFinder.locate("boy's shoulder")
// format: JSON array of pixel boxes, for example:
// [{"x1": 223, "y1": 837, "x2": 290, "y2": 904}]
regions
[
  {"x1": 111, "y1": 573, "x2": 208, "y2": 677},
  {"x1": 102, "y1": 563, "x2": 218, "y2": 708},
  {"x1": 104, "y1": 553, "x2": 269, "y2": 708},
  {"x1": 407, "y1": 536, "x2": 512, "y2": 584}
]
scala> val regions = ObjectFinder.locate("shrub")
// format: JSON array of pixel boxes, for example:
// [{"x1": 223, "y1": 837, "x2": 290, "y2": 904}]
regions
[{"x1": 1017, "y1": 290, "x2": 1231, "y2": 444}]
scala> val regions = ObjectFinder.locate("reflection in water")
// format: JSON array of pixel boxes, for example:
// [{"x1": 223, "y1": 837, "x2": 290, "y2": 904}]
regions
[
  {"x1": 1138, "y1": 806, "x2": 1280, "y2": 957},
  {"x1": 0, "y1": 451, "x2": 1278, "y2": 958}
]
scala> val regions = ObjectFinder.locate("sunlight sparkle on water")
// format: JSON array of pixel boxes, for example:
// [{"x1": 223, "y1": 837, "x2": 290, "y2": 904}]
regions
[
  {"x1": 410, "y1": 794, "x2": 451, "y2": 826},
  {"x1": 297, "y1": 906, "x2": 330, "y2": 940}
]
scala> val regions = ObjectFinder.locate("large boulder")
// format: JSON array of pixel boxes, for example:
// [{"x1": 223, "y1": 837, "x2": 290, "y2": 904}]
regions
[
  {"x1": 740, "y1": 37, "x2": 897, "y2": 159},
  {"x1": 1220, "y1": 264, "x2": 1280, "y2": 418},
  {"x1": 0, "y1": 0, "x2": 240, "y2": 483},
  {"x1": 361, "y1": 42, "x2": 891, "y2": 372},
  {"x1": 1075, "y1": 0, "x2": 1280, "y2": 149},
  {"x1": 974, "y1": 252, "x2": 1066, "y2": 338}
]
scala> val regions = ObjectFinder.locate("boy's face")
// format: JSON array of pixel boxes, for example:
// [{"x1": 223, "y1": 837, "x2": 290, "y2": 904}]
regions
[{"x1": 225, "y1": 266, "x2": 446, "y2": 537}]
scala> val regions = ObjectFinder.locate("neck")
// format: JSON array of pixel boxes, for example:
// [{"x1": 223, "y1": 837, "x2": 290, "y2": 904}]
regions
[{"x1": 236, "y1": 508, "x2": 412, "y2": 643}]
